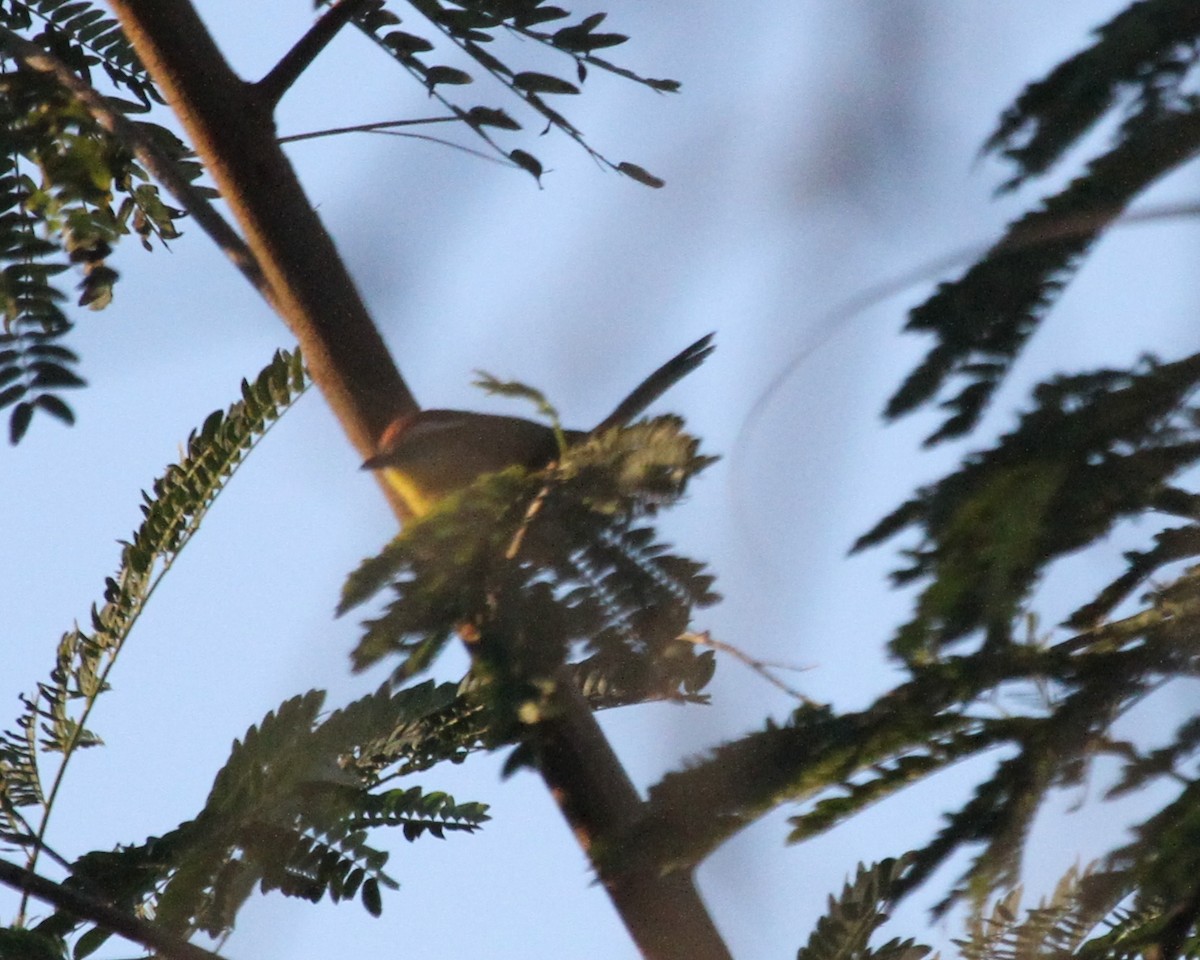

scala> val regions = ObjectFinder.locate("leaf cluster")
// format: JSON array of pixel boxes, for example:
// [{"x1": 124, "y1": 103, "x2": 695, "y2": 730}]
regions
[
  {"x1": 637, "y1": 650, "x2": 1022, "y2": 874},
  {"x1": 0, "y1": 0, "x2": 160, "y2": 106},
  {"x1": 640, "y1": 619, "x2": 1200, "y2": 945},
  {"x1": 857, "y1": 352, "x2": 1200, "y2": 662},
  {"x1": 1, "y1": 350, "x2": 307, "y2": 870},
  {"x1": 953, "y1": 868, "x2": 1126, "y2": 960},
  {"x1": 340, "y1": 414, "x2": 718, "y2": 727},
  {"x1": 796, "y1": 858, "x2": 931, "y2": 960},
  {"x1": 0, "y1": 3, "x2": 198, "y2": 441},
  {"x1": 0, "y1": 0, "x2": 679, "y2": 443},
  {"x1": 19, "y1": 683, "x2": 489, "y2": 956},
  {"x1": 340, "y1": 0, "x2": 675, "y2": 186},
  {"x1": 639, "y1": 341, "x2": 1200, "y2": 924},
  {"x1": 887, "y1": 0, "x2": 1200, "y2": 443},
  {"x1": 0, "y1": 349, "x2": 530, "y2": 955},
  {"x1": 15, "y1": 4, "x2": 1200, "y2": 958},
  {"x1": 821, "y1": 2, "x2": 1200, "y2": 943}
]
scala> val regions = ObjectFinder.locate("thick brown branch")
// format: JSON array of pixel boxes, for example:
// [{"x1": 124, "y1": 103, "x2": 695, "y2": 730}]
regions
[
  {"x1": 535, "y1": 680, "x2": 733, "y2": 959},
  {"x1": 107, "y1": 0, "x2": 417, "y2": 478},
  {"x1": 102, "y1": 3, "x2": 731, "y2": 956},
  {"x1": 0, "y1": 858, "x2": 226, "y2": 960}
]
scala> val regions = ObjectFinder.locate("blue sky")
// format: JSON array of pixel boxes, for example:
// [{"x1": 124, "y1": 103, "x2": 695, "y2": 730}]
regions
[{"x1": 5, "y1": 2, "x2": 1199, "y2": 957}]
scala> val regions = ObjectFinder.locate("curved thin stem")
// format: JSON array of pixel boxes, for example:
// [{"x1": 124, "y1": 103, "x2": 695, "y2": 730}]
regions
[
  {"x1": 278, "y1": 115, "x2": 459, "y2": 144},
  {"x1": 19, "y1": 382, "x2": 309, "y2": 917}
]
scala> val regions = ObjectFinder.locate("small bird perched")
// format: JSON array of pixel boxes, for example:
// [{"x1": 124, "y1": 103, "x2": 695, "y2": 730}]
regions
[{"x1": 363, "y1": 333, "x2": 715, "y2": 518}]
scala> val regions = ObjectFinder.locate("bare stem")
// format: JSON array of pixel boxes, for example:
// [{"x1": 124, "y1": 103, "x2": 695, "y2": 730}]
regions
[{"x1": 0, "y1": 858, "x2": 228, "y2": 960}]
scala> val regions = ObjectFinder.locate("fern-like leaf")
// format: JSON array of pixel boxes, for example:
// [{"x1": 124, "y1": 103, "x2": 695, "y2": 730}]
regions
[
  {"x1": 860, "y1": 353, "x2": 1200, "y2": 662},
  {"x1": 6, "y1": 350, "x2": 307, "y2": 900},
  {"x1": 956, "y1": 867, "x2": 1133, "y2": 960},
  {"x1": 32, "y1": 681, "x2": 490, "y2": 946},
  {"x1": 0, "y1": 0, "x2": 162, "y2": 106},
  {"x1": 888, "y1": 0, "x2": 1200, "y2": 440},
  {"x1": 0, "y1": 41, "x2": 192, "y2": 438},
  {"x1": 796, "y1": 858, "x2": 931, "y2": 960}
]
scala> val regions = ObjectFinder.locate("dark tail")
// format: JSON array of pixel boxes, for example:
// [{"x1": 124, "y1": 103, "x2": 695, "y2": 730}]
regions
[{"x1": 591, "y1": 333, "x2": 715, "y2": 434}]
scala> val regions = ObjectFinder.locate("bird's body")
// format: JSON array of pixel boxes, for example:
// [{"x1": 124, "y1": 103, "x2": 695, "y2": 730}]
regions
[
  {"x1": 368, "y1": 410, "x2": 585, "y2": 516},
  {"x1": 364, "y1": 334, "x2": 714, "y2": 518}
]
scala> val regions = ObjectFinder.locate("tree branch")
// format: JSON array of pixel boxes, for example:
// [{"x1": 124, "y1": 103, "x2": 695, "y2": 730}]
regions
[
  {"x1": 277, "y1": 115, "x2": 459, "y2": 145},
  {"x1": 0, "y1": 858, "x2": 227, "y2": 960},
  {"x1": 256, "y1": 0, "x2": 370, "y2": 108},
  {"x1": 106, "y1": 0, "x2": 417, "y2": 484},
  {"x1": 101, "y1": 3, "x2": 732, "y2": 956}
]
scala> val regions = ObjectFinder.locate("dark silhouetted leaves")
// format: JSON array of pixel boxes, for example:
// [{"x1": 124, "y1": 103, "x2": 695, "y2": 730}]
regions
[
  {"x1": 512, "y1": 70, "x2": 579, "y2": 95},
  {"x1": 796, "y1": 858, "x2": 930, "y2": 960},
  {"x1": 340, "y1": 0, "x2": 676, "y2": 185},
  {"x1": 509, "y1": 148, "x2": 543, "y2": 183},
  {"x1": 862, "y1": 353, "x2": 1200, "y2": 662},
  {"x1": 424, "y1": 65, "x2": 473, "y2": 89},
  {"x1": 887, "y1": 0, "x2": 1200, "y2": 443},
  {"x1": 462, "y1": 105, "x2": 521, "y2": 130},
  {"x1": 617, "y1": 161, "x2": 664, "y2": 188},
  {"x1": 551, "y1": 14, "x2": 627, "y2": 53}
]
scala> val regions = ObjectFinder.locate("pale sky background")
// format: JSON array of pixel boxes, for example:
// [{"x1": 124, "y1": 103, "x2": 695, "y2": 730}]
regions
[{"x1": 4, "y1": 2, "x2": 1200, "y2": 958}]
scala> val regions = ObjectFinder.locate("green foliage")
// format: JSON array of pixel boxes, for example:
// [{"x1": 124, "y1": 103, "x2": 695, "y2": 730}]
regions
[
  {"x1": 1072, "y1": 882, "x2": 1194, "y2": 960},
  {"x1": 0, "y1": 927, "x2": 64, "y2": 960},
  {"x1": 0, "y1": 0, "x2": 161, "y2": 106},
  {"x1": 0, "y1": 350, "x2": 307, "y2": 882},
  {"x1": 25, "y1": 683, "x2": 488, "y2": 947},
  {"x1": 946, "y1": 865, "x2": 1200, "y2": 960},
  {"x1": 639, "y1": 652, "x2": 1035, "y2": 873},
  {"x1": 0, "y1": 0, "x2": 677, "y2": 440},
  {"x1": 569, "y1": 636, "x2": 716, "y2": 708},
  {"x1": 827, "y1": 2, "x2": 1200, "y2": 940},
  {"x1": 984, "y1": 0, "x2": 1200, "y2": 192},
  {"x1": 954, "y1": 869, "x2": 1119, "y2": 960},
  {"x1": 12, "y1": 4, "x2": 1200, "y2": 960},
  {"x1": 2, "y1": 350, "x2": 719, "y2": 947},
  {"x1": 640, "y1": 587, "x2": 1200, "y2": 924},
  {"x1": 338, "y1": 0, "x2": 677, "y2": 186},
  {"x1": 340, "y1": 414, "x2": 718, "y2": 725},
  {"x1": 473, "y1": 369, "x2": 576, "y2": 455},
  {"x1": 856, "y1": 353, "x2": 1200, "y2": 662},
  {"x1": 796, "y1": 858, "x2": 931, "y2": 960},
  {"x1": 474, "y1": 370, "x2": 564, "y2": 436},
  {"x1": 1093, "y1": 778, "x2": 1200, "y2": 958},
  {"x1": 887, "y1": 0, "x2": 1200, "y2": 443},
  {"x1": 0, "y1": 15, "x2": 188, "y2": 441}
]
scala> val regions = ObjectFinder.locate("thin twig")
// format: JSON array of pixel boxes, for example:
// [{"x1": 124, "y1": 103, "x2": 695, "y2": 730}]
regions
[
  {"x1": 505, "y1": 480, "x2": 553, "y2": 560},
  {"x1": 679, "y1": 631, "x2": 816, "y2": 703},
  {"x1": 277, "y1": 115, "x2": 459, "y2": 144},
  {"x1": 281, "y1": 121, "x2": 518, "y2": 171},
  {"x1": 2, "y1": 807, "x2": 72, "y2": 872}
]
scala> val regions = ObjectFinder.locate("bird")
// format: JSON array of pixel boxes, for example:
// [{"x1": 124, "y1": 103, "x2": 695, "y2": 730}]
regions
[{"x1": 363, "y1": 333, "x2": 715, "y2": 518}]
